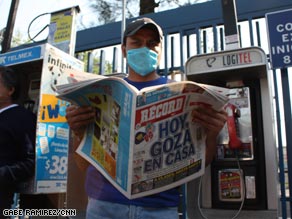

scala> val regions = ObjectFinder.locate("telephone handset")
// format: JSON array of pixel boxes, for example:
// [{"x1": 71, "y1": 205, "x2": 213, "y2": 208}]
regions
[{"x1": 225, "y1": 103, "x2": 242, "y2": 150}]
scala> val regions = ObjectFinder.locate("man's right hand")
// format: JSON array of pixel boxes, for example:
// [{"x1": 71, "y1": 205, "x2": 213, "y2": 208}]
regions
[
  {"x1": 65, "y1": 105, "x2": 95, "y2": 138},
  {"x1": 66, "y1": 105, "x2": 94, "y2": 170}
]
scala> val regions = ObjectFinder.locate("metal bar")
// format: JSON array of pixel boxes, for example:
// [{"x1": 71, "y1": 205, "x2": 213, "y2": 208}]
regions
[
  {"x1": 121, "y1": 0, "x2": 126, "y2": 72},
  {"x1": 196, "y1": 29, "x2": 201, "y2": 55},
  {"x1": 248, "y1": 18, "x2": 254, "y2": 46},
  {"x1": 179, "y1": 30, "x2": 184, "y2": 73},
  {"x1": 221, "y1": 0, "x2": 239, "y2": 49},
  {"x1": 220, "y1": 27, "x2": 224, "y2": 51},
  {"x1": 256, "y1": 21, "x2": 261, "y2": 47},
  {"x1": 213, "y1": 25, "x2": 218, "y2": 52},
  {"x1": 203, "y1": 30, "x2": 207, "y2": 53},
  {"x1": 186, "y1": 34, "x2": 190, "y2": 59},
  {"x1": 163, "y1": 32, "x2": 168, "y2": 75},
  {"x1": 281, "y1": 67, "x2": 292, "y2": 218},
  {"x1": 99, "y1": 50, "x2": 105, "y2": 75},
  {"x1": 112, "y1": 47, "x2": 118, "y2": 73},
  {"x1": 171, "y1": 36, "x2": 174, "y2": 70},
  {"x1": 273, "y1": 69, "x2": 287, "y2": 219},
  {"x1": 238, "y1": 24, "x2": 242, "y2": 48},
  {"x1": 87, "y1": 51, "x2": 93, "y2": 73}
]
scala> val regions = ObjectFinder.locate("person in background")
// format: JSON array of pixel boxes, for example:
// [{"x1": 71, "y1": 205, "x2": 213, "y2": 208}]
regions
[
  {"x1": 0, "y1": 66, "x2": 36, "y2": 219},
  {"x1": 65, "y1": 17, "x2": 227, "y2": 219}
]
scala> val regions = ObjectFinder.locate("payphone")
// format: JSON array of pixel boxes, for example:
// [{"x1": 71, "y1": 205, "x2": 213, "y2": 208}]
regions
[
  {"x1": 184, "y1": 47, "x2": 278, "y2": 213},
  {"x1": 0, "y1": 5, "x2": 84, "y2": 210},
  {"x1": 0, "y1": 43, "x2": 84, "y2": 209}
]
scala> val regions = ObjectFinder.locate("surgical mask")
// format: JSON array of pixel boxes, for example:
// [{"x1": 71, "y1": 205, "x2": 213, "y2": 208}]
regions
[{"x1": 127, "y1": 47, "x2": 158, "y2": 76}]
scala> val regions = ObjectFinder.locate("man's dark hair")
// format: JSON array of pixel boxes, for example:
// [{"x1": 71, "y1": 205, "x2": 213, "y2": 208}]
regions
[{"x1": 0, "y1": 66, "x2": 21, "y2": 101}]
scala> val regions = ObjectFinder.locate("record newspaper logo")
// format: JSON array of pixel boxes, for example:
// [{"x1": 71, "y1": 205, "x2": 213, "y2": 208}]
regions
[{"x1": 137, "y1": 96, "x2": 185, "y2": 125}]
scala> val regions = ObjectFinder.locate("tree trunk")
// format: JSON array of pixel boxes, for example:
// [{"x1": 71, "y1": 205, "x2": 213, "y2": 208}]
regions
[{"x1": 139, "y1": 0, "x2": 159, "y2": 15}]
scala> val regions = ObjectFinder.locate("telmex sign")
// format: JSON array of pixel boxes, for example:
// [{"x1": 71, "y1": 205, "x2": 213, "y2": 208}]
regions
[{"x1": 185, "y1": 47, "x2": 267, "y2": 75}]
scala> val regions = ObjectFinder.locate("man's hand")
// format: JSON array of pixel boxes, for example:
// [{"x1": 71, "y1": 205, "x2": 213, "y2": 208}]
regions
[
  {"x1": 192, "y1": 106, "x2": 228, "y2": 166},
  {"x1": 192, "y1": 106, "x2": 227, "y2": 137},
  {"x1": 66, "y1": 105, "x2": 95, "y2": 171},
  {"x1": 65, "y1": 105, "x2": 95, "y2": 138}
]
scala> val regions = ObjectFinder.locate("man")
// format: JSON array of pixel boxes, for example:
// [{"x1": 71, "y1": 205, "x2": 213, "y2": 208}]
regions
[
  {"x1": 65, "y1": 17, "x2": 227, "y2": 219},
  {"x1": 0, "y1": 66, "x2": 36, "y2": 219}
]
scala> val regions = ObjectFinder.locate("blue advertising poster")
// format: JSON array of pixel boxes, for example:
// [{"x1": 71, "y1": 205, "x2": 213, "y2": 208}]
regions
[
  {"x1": 35, "y1": 44, "x2": 84, "y2": 193},
  {"x1": 266, "y1": 8, "x2": 292, "y2": 69}
]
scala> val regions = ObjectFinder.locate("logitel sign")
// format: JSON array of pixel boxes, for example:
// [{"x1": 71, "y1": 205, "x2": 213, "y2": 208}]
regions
[
  {"x1": 185, "y1": 47, "x2": 266, "y2": 75},
  {"x1": 222, "y1": 52, "x2": 252, "y2": 67}
]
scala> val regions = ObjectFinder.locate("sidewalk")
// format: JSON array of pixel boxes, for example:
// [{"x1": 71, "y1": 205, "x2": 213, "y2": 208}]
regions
[{"x1": 192, "y1": 209, "x2": 278, "y2": 219}]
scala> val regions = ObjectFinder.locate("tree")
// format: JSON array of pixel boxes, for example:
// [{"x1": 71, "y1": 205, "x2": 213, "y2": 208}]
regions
[
  {"x1": 79, "y1": 0, "x2": 205, "y2": 29},
  {"x1": 11, "y1": 29, "x2": 31, "y2": 47},
  {"x1": 139, "y1": 0, "x2": 159, "y2": 15},
  {"x1": 0, "y1": 28, "x2": 31, "y2": 52}
]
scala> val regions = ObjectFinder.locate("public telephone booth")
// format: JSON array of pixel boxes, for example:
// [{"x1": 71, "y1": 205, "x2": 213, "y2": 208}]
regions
[
  {"x1": 184, "y1": 47, "x2": 278, "y2": 213},
  {"x1": 0, "y1": 43, "x2": 84, "y2": 209},
  {"x1": 0, "y1": 5, "x2": 83, "y2": 210}
]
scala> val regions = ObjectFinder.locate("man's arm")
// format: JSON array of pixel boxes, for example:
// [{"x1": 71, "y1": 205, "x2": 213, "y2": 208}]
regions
[
  {"x1": 71, "y1": 132, "x2": 90, "y2": 171},
  {"x1": 66, "y1": 105, "x2": 96, "y2": 171}
]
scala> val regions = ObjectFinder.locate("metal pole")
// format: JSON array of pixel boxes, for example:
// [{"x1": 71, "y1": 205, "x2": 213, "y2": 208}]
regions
[
  {"x1": 1, "y1": 0, "x2": 20, "y2": 53},
  {"x1": 121, "y1": 0, "x2": 126, "y2": 73},
  {"x1": 273, "y1": 69, "x2": 287, "y2": 219},
  {"x1": 87, "y1": 51, "x2": 93, "y2": 73},
  {"x1": 99, "y1": 50, "x2": 105, "y2": 75},
  {"x1": 221, "y1": 0, "x2": 239, "y2": 50},
  {"x1": 281, "y1": 67, "x2": 292, "y2": 218}
]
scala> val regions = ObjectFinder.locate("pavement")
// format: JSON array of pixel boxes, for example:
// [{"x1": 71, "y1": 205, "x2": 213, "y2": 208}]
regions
[{"x1": 190, "y1": 209, "x2": 278, "y2": 219}]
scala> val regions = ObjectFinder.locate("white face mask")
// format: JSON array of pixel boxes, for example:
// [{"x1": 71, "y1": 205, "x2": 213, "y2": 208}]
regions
[{"x1": 127, "y1": 47, "x2": 158, "y2": 76}]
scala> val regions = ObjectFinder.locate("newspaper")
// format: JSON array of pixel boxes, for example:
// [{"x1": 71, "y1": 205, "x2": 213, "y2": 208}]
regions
[{"x1": 56, "y1": 69, "x2": 229, "y2": 199}]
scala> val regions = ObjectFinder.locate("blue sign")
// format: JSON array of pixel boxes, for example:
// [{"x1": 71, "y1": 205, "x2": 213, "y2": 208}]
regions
[
  {"x1": 0, "y1": 46, "x2": 42, "y2": 66},
  {"x1": 266, "y1": 9, "x2": 292, "y2": 69}
]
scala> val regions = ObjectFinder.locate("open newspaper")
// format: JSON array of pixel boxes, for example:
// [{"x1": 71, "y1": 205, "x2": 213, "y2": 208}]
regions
[{"x1": 56, "y1": 69, "x2": 229, "y2": 199}]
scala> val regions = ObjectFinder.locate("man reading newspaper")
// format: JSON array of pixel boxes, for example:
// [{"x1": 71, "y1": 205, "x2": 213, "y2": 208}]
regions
[{"x1": 65, "y1": 17, "x2": 227, "y2": 219}]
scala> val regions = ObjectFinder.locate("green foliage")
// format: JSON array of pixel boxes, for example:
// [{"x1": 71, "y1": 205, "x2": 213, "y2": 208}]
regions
[
  {"x1": 79, "y1": 0, "x2": 206, "y2": 28},
  {"x1": 11, "y1": 29, "x2": 31, "y2": 47},
  {"x1": 77, "y1": 51, "x2": 114, "y2": 75}
]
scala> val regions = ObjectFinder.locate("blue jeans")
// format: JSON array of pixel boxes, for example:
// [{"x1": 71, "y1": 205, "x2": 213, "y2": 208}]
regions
[{"x1": 86, "y1": 198, "x2": 179, "y2": 219}]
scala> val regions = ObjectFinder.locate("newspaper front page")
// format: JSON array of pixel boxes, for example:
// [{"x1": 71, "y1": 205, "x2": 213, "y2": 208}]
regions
[{"x1": 56, "y1": 70, "x2": 229, "y2": 199}]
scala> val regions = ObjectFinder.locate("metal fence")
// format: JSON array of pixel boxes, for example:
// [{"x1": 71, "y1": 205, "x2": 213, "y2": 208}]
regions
[{"x1": 75, "y1": 0, "x2": 292, "y2": 218}]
